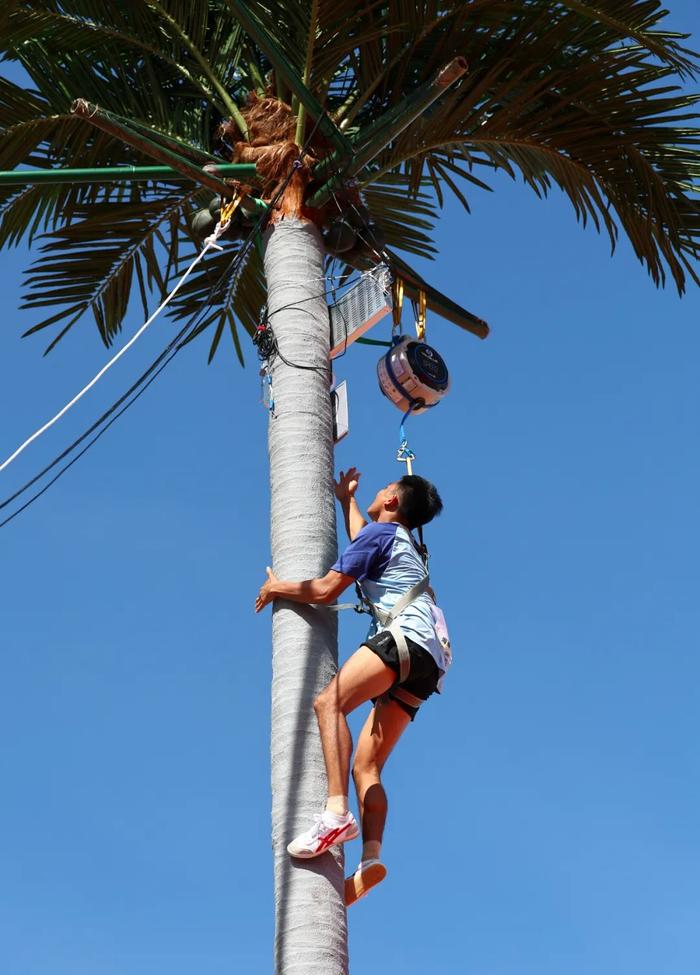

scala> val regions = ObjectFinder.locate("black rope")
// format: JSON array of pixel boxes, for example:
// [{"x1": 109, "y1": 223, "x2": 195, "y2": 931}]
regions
[
  {"x1": 0, "y1": 108, "x2": 375, "y2": 527},
  {"x1": 0, "y1": 151, "x2": 307, "y2": 529},
  {"x1": 254, "y1": 282, "x2": 352, "y2": 377}
]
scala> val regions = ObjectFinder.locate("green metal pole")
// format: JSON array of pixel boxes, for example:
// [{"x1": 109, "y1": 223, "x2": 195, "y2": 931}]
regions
[
  {"x1": 104, "y1": 111, "x2": 223, "y2": 166},
  {"x1": 309, "y1": 57, "x2": 468, "y2": 207},
  {"x1": 70, "y1": 99, "x2": 244, "y2": 198},
  {"x1": 344, "y1": 248, "x2": 489, "y2": 339},
  {"x1": 0, "y1": 163, "x2": 258, "y2": 187}
]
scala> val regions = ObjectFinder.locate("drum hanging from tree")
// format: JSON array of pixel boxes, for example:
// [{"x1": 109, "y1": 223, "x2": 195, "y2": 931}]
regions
[{"x1": 377, "y1": 336, "x2": 450, "y2": 413}]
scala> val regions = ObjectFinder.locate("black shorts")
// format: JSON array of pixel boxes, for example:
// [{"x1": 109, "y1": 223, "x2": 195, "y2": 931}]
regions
[{"x1": 364, "y1": 629, "x2": 440, "y2": 720}]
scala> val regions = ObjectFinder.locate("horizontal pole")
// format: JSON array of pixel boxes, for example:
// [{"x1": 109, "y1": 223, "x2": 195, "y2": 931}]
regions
[
  {"x1": 0, "y1": 163, "x2": 258, "y2": 187},
  {"x1": 388, "y1": 249, "x2": 489, "y2": 340},
  {"x1": 71, "y1": 99, "x2": 241, "y2": 198},
  {"x1": 344, "y1": 249, "x2": 489, "y2": 340}
]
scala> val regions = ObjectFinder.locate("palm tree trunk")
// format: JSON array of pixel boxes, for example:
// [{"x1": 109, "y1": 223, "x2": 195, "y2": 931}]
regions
[{"x1": 264, "y1": 218, "x2": 348, "y2": 975}]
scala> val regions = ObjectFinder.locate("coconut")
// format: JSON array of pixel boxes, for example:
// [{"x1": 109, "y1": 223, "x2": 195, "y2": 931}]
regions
[
  {"x1": 360, "y1": 223, "x2": 386, "y2": 254},
  {"x1": 346, "y1": 204, "x2": 371, "y2": 229},
  {"x1": 192, "y1": 208, "x2": 216, "y2": 238},
  {"x1": 323, "y1": 219, "x2": 357, "y2": 254}
]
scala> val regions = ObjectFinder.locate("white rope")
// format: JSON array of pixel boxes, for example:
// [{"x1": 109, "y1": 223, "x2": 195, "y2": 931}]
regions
[{"x1": 0, "y1": 220, "x2": 231, "y2": 475}]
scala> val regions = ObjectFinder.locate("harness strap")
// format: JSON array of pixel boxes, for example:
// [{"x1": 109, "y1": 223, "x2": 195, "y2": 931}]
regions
[
  {"x1": 371, "y1": 576, "x2": 431, "y2": 626},
  {"x1": 389, "y1": 620, "x2": 411, "y2": 684},
  {"x1": 389, "y1": 685, "x2": 426, "y2": 710},
  {"x1": 328, "y1": 602, "x2": 359, "y2": 611},
  {"x1": 327, "y1": 568, "x2": 432, "y2": 699},
  {"x1": 369, "y1": 576, "x2": 430, "y2": 686}
]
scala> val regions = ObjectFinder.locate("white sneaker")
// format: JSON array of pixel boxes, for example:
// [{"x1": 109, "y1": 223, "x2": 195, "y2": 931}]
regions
[{"x1": 287, "y1": 810, "x2": 359, "y2": 859}]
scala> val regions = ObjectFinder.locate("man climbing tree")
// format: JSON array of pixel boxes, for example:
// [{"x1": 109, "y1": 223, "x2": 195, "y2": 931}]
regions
[
  {"x1": 256, "y1": 467, "x2": 449, "y2": 905},
  {"x1": 3, "y1": 3, "x2": 700, "y2": 972}
]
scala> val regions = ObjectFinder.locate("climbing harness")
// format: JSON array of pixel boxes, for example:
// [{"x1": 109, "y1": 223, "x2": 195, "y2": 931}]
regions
[
  {"x1": 372, "y1": 575, "x2": 432, "y2": 684},
  {"x1": 331, "y1": 571, "x2": 433, "y2": 688}
]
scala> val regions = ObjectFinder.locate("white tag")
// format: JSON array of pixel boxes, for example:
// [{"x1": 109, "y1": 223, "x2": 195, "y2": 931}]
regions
[
  {"x1": 430, "y1": 603, "x2": 452, "y2": 670},
  {"x1": 331, "y1": 380, "x2": 349, "y2": 443}
]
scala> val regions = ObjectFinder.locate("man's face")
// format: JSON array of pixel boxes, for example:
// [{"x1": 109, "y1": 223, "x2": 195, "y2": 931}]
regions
[{"x1": 367, "y1": 481, "x2": 400, "y2": 520}]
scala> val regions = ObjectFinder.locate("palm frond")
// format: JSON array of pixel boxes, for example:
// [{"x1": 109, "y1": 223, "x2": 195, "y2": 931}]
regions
[
  {"x1": 20, "y1": 187, "x2": 199, "y2": 351},
  {"x1": 2, "y1": 0, "x2": 700, "y2": 362},
  {"x1": 166, "y1": 235, "x2": 266, "y2": 365},
  {"x1": 360, "y1": 172, "x2": 439, "y2": 260},
  {"x1": 341, "y1": 1, "x2": 700, "y2": 292}
]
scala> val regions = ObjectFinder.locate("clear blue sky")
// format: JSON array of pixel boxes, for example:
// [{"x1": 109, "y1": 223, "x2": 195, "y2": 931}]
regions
[{"x1": 2, "y1": 7, "x2": 700, "y2": 973}]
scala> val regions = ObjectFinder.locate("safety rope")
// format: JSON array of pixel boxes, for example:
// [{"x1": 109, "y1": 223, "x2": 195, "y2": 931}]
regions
[
  {"x1": 396, "y1": 403, "x2": 430, "y2": 565},
  {"x1": 0, "y1": 204, "x2": 240, "y2": 476},
  {"x1": 396, "y1": 401, "x2": 417, "y2": 475}
]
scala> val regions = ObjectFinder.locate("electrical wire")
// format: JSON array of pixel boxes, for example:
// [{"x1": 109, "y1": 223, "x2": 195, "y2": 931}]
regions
[
  {"x1": 1, "y1": 108, "x2": 348, "y2": 528},
  {"x1": 0, "y1": 248, "x2": 244, "y2": 526},
  {"x1": 0, "y1": 342, "x2": 182, "y2": 530},
  {"x1": 329, "y1": 188, "x2": 391, "y2": 269},
  {"x1": 0, "y1": 150, "x2": 307, "y2": 528},
  {"x1": 0, "y1": 275, "x2": 226, "y2": 516},
  {"x1": 0, "y1": 223, "x2": 233, "y2": 476}
]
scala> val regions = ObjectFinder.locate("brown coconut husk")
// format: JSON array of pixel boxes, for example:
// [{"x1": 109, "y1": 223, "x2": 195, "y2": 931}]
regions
[{"x1": 218, "y1": 92, "x2": 325, "y2": 221}]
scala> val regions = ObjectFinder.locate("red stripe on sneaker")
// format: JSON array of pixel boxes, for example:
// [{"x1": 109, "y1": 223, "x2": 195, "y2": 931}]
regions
[{"x1": 315, "y1": 823, "x2": 350, "y2": 853}]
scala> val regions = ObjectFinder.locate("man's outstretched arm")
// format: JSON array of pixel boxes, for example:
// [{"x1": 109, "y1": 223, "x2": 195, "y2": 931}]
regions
[
  {"x1": 255, "y1": 567, "x2": 354, "y2": 613},
  {"x1": 335, "y1": 467, "x2": 367, "y2": 541}
]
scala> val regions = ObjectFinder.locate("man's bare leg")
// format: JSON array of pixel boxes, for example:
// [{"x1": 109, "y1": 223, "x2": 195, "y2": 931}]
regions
[
  {"x1": 345, "y1": 695, "x2": 410, "y2": 904},
  {"x1": 353, "y1": 696, "x2": 410, "y2": 846},
  {"x1": 288, "y1": 646, "x2": 397, "y2": 859},
  {"x1": 313, "y1": 645, "x2": 396, "y2": 802}
]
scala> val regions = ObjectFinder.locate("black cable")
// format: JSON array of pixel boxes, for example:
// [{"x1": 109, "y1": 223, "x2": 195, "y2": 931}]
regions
[
  {"x1": 1, "y1": 312, "x2": 205, "y2": 514},
  {"x1": 330, "y1": 188, "x2": 391, "y2": 269},
  {"x1": 0, "y1": 215, "x2": 268, "y2": 516},
  {"x1": 0, "y1": 153, "x2": 305, "y2": 527},
  {"x1": 1, "y1": 109, "x2": 349, "y2": 527},
  {"x1": 253, "y1": 314, "x2": 327, "y2": 377},
  {"x1": 0, "y1": 344, "x2": 180, "y2": 530},
  {"x1": 255, "y1": 268, "x2": 360, "y2": 375},
  {"x1": 0, "y1": 255, "x2": 240, "y2": 525}
]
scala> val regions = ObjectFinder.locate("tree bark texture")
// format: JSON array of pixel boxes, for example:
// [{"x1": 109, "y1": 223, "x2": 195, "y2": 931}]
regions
[{"x1": 264, "y1": 219, "x2": 348, "y2": 975}]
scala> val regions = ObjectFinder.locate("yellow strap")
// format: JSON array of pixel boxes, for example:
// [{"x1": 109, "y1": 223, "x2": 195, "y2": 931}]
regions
[
  {"x1": 220, "y1": 191, "x2": 243, "y2": 225},
  {"x1": 392, "y1": 277, "x2": 404, "y2": 329},
  {"x1": 416, "y1": 289, "x2": 427, "y2": 341}
]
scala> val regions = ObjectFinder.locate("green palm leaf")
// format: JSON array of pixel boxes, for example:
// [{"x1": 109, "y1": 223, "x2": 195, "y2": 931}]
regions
[
  {"x1": 20, "y1": 187, "x2": 198, "y2": 351},
  {"x1": 1, "y1": 0, "x2": 699, "y2": 358},
  {"x1": 362, "y1": 172, "x2": 439, "y2": 260},
  {"x1": 166, "y1": 236, "x2": 266, "y2": 364}
]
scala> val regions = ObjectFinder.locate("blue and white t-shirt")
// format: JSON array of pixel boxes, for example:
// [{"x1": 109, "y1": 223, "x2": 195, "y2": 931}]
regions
[{"x1": 331, "y1": 522, "x2": 449, "y2": 681}]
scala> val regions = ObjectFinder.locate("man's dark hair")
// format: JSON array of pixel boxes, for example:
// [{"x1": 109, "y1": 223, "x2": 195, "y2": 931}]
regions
[{"x1": 396, "y1": 475, "x2": 443, "y2": 529}]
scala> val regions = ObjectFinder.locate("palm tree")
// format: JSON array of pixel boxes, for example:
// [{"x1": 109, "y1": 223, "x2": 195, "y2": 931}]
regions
[{"x1": 1, "y1": 2, "x2": 699, "y2": 973}]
